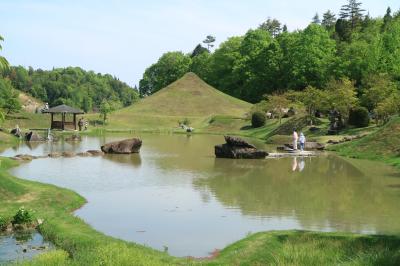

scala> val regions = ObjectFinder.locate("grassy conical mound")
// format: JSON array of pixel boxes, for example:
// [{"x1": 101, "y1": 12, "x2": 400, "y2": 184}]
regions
[{"x1": 109, "y1": 73, "x2": 251, "y2": 129}]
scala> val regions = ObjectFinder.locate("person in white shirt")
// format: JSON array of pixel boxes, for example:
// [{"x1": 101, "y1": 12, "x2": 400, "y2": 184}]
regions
[{"x1": 293, "y1": 128, "x2": 298, "y2": 150}]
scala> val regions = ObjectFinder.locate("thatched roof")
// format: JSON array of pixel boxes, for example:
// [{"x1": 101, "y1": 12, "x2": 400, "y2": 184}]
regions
[{"x1": 42, "y1": 104, "x2": 84, "y2": 114}]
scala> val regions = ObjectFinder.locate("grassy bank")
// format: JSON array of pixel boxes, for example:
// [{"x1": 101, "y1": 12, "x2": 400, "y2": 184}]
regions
[
  {"x1": 329, "y1": 116, "x2": 400, "y2": 168},
  {"x1": 1, "y1": 156, "x2": 400, "y2": 265}
]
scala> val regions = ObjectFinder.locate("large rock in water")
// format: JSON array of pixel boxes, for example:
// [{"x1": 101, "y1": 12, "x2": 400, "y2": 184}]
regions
[
  {"x1": 25, "y1": 131, "x2": 44, "y2": 142},
  {"x1": 101, "y1": 138, "x2": 142, "y2": 154},
  {"x1": 215, "y1": 136, "x2": 268, "y2": 159}
]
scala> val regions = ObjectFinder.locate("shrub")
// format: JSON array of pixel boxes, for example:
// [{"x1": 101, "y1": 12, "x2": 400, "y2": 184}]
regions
[
  {"x1": 349, "y1": 107, "x2": 370, "y2": 128},
  {"x1": 0, "y1": 215, "x2": 8, "y2": 231},
  {"x1": 179, "y1": 118, "x2": 191, "y2": 126},
  {"x1": 251, "y1": 112, "x2": 266, "y2": 128},
  {"x1": 12, "y1": 207, "x2": 34, "y2": 225}
]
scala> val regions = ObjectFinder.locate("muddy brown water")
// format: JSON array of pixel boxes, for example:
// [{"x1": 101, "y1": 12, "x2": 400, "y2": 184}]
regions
[{"x1": 1, "y1": 134, "x2": 400, "y2": 257}]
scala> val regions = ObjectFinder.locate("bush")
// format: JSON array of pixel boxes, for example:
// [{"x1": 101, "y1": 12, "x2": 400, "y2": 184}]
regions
[
  {"x1": 0, "y1": 215, "x2": 8, "y2": 231},
  {"x1": 349, "y1": 107, "x2": 370, "y2": 128},
  {"x1": 12, "y1": 207, "x2": 34, "y2": 225},
  {"x1": 251, "y1": 112, "x2": 266, "y2": 128}
]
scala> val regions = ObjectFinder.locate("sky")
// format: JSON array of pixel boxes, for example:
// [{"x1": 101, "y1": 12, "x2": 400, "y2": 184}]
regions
[{"x1": 1, "y1": 0, "x2": 399, "y2": 87}]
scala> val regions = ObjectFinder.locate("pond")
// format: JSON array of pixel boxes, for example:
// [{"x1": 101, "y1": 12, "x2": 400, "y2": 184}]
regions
[
  {"x1": 0, "y1": 231, "x2": 53, "y2": 263},
  {"x1": 1, "y1": 134, "x2": 400, "y2": 257}
]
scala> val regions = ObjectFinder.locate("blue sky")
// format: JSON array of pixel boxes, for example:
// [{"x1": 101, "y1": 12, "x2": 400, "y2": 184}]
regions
[{"x1": 1, "y1": 0, "x2": 399, "y2": 86}]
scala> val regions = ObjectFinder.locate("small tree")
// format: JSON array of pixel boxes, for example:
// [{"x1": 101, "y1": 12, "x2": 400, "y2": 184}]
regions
[
  {"x1": 326, "y1": 78, "x2": 358, "y2": 123},
  {"x1": 300, "y1": 86, "x2": 328, "y2": 125},
  {"x1": 99, "y1": 100, "x2": 122, "y2": 124},
  {"x1": 375, "y1": 93, "x2": 400, "y2": 124},
  {"x1": 348, "y1": 107, "x2": 370, "y2": 128},
  {"x1": 264, "y1": 94, "x2": 291, "y2": 125}
]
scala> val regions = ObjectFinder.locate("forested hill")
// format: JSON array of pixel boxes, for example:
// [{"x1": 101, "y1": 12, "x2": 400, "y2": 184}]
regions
[
  {"x1": 139, "y1": 1, "x2": 400, "y2": 103},
  {"x1": 1, "y1": 66, "x2": 139, "y2": 112}
]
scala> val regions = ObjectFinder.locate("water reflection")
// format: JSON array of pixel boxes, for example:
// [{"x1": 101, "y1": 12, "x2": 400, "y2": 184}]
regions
[{"x1": 2, "y1": 134, "x2": 400, "y2": 257}]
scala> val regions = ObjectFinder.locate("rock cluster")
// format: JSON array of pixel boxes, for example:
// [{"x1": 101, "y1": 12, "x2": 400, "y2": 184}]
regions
[
  {"x1": 215, "y1": 136, "x2": 268, "y2": 159},
  {"x1": 281, "y1": 142, "x2": 326, "y2": 151},
  {"x1": 101, "y1": 138, "x2": 142, "y2": 154}
]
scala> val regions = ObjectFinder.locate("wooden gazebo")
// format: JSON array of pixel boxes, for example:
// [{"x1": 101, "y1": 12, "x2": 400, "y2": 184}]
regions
[{"x1": 43, "y1": 104, "x2": 84, "y2": 130}]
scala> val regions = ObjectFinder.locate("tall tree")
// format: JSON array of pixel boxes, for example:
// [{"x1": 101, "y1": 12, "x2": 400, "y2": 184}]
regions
[
  {"x1": 339, "y1": 0, "x2": 365, "y2": 30},
  {"x1": 259, "y1": 18, "x2": 282, "y2": 37},
  {"x1": 203, "y1": 35, "x2": 216, "y2": 51},
  {"x1": 382, "y1": 7, "x2": 393, "y2": 31},
  {"x1": 322, "y1": 10, "x2": 336, "y2": 30},
  {"x1": 312, "y1": 13, "x2": 321, "y2": 24},
  {"x1": 0, "y1": 35, "x2": 9, "y2": 71},
  {"x1": 191, "y1": 44, "x2": 208, "y2": 58}
]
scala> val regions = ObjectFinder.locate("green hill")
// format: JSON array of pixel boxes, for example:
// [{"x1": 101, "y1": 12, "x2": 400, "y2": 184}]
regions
[
  {"x1": 107, "y1": 73, "x2": 252, "y2": 130},
  {"x1": 331, "y1": 116, "x2": 400, "y2": 167}
]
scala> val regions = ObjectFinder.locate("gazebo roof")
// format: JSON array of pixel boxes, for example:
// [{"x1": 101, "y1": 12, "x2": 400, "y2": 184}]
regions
[{"x1": 42, "y1": 104, "x2": 84, "y2": 114}]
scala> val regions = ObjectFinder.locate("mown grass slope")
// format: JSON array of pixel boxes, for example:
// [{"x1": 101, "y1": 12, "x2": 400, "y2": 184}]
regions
[
  {"x1": 107, "y1": 73, "x2": 252, "y2": 130},
  {"x1": 330, "y1": 116, "x2": 400, "y2": 167}
]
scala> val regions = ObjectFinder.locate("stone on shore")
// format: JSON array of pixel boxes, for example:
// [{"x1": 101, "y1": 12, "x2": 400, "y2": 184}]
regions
[
  {"x1": 25, "y1": 131, "x2": 44, "y2": 142},
  {"x1": 215, "y1": 136, "x2": 268, "y2": 159},
  {"x1": 48, "y1": 152, "x2": 62, "y2": 158},
  {"x1": 77, "y1": 151, "x2": 92, "y2": 157},
  {"x1": 86, "y1": 150, "x2": 104, "y2": 156},
  {"x1": 62, "y1": 151, "x2": 76, "y2": 157},
  {"x1": 101, "y1": 138, "x2": 142, "y2": 154}
]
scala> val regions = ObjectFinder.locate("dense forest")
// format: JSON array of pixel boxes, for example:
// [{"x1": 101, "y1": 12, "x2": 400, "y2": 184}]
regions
[
  {"x1": 139, "y1": 0, "x2": 400, "y2": 122},
  {"x1": 0, "y1": 66, "x2": 139, "y2": 113}
]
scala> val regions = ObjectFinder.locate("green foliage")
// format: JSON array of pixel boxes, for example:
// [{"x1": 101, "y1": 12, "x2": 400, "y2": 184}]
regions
[
  {"x1": 178, "y1": 118, "x2": 191, "y2": 126},
  {"x1": 12, "y1": 207, "x2": 34, "y2": 225},
  {"x1": 0, "y1": 215, "x2": 8, "y2": 230},
  {"x1": 349, "y1": 106, "x2": 370, "y2": 127},
  {"x1": 139, "y1": 52, "x2": 191, "y2": 96},
  {"x1": 325, "y1": 78, "x2": 358, "y2": 122},
  {"x1": 2, "y1": 66, "x2": 139, "y2": 111},
  {"x1": 0, "y1": 78, "x2": 21, "y2": 113},
  {"x1": 251, "y1": 111, "x2": 266, "y2": 128},
  {"x1": 99, "y1": 99, "x2": 121, "y2": 124}
]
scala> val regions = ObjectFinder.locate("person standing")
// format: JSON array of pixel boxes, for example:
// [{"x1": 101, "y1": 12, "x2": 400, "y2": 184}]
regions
[
  {"x1": 78, "y1": 118, "x2": 84, "y2": 131},
  {"x1": 299, "y1": 132, "x2": 306, "y2": 151},
  {"x1": 293, "y1": 128, "x2": 298, "y2": 150}
]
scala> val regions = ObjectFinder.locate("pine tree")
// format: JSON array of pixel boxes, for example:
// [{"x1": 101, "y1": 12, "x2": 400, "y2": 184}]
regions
[
  {"x1": 259, "y1": 18, "x2": 282, "y2": 37},
  {"x1": 312, "y1": 13, "x2": 321, "y2": 24},
  {"x1": 382, "y1": 7, "x2": 392, "y2": 31},
  {"x1": 339, "y1": 0, "x2": 365, "y2": 30},
  {"x1": 322, "y1": 10, "x2": 336, "y2": 30}
]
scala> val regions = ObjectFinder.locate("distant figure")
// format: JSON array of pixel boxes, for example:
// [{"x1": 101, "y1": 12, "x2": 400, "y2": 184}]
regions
[
  {"x1": 299, "y1": 132, "x2": 306, "y2": 151},
  {"x1": 78, "y1": 118, "x2": 84, "y2": 131},
  {"x1": 292, "y1": 157, "x2": 298, "y2": 172},
  {"x1": 292, "y1": 128, "x2": 298, "y2": 150}
]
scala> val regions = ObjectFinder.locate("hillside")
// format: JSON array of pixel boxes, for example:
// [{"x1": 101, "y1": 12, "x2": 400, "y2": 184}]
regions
[
  {"x1": 107, "y1": 73, "x2": 252, "y2": 130},
  {"x1": 18, "y1": 91, "x2": 44, "y2": 113},
  {"x1": 330, "y1": 116, "x2": 400, "y2": 167}
]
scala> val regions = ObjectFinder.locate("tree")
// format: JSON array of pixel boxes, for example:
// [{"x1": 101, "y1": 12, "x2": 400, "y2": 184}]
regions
[
  {"x1": 299, "y1": 86, "x2": 328, "y2": 124},
  {"x1": 190, "y1": 52, "x2": 212, "y2": 82},
  {"x1": 191, "y1": 44, "x2": 208, "y2": 58},
  {"x1": 203, "y1": 35, "x2": 216, "y2": 51},
  {"x1": 382, "y1": 7, "x2": 392, "y2": 31},
  {"x1": 264, "y1": 94, "x2": 291, "y2": 125},
  {"x1": 312, "y1": 13, "x2": 321, "y2": 24},
  {"x1": 375, "y1": 92, "x2": 400, "y2": 124},
  {"x1": 325, "y1": 78, "x2": 358, "y2": 123},
  {"x1": 0, "y1": 35, "x2": 9, "y2": 71},
  {"x1": 322, "y1": 10, "x2": 336, "y2": 30},
  {"x1": 339, "y1": 0, "x2": 365, "y2": 30},
  {"x1": 259, "y1": 18, "x2": 282, "y2": 37},
  {"x1": 360, "y1": 74, "x2": 396, "y2": 111},
  {"x1": 139, "y1": 51, "x2": 191, "y2": 96},
  {"x1": 99, "y1": 99, "x2": 121, "y2": 124},
  {"x1": 0, "y1": 78, "x2": 21, "y2": 114}
]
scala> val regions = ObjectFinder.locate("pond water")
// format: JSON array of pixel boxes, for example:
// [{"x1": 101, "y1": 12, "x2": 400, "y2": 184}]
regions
[
  {"x1": 0, "y1": 231, "x2": 53, "y2": 263},
  {"x1": 1, "y1": 134, "x2": 400, "y2": 257}
]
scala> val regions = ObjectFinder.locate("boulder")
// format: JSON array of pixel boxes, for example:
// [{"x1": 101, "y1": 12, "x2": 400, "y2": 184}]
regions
[
  {"x1": 327, "y1": 140, "x2": 340, "y2": 145},
  {"x1": 77, "y1": 151, "x2": 92, "y2": 157},
  {"x1": 10, "y1": 128, "x2": 22, "y2": 138},
  {"x1": 14, "y1": 154, "x2": 37, "y2": 161},
  {"x1": 215, "y1": 136, "x2": 268, "y2": 159},
  {"x1": 65, "y1": 134, "x2": 81, "y2": 142},
  {"x1": 284, "y1": 142, "x2": 325, "y2": 150},
  {"x1": 25, "y1": 131, "x2": 44, "y2": 142},
  {"x1": 87, "y1": 150, "x2": 104, "y2": 156},
  {"x1": 101, "y1": 138, "x2": 142, "y2": 154},
  {"x1": 48, "y1": 152, "x2": 62, "y2": 158},
  {"x1": 62, "y1": 151, "x2": 76, "y2": 157}
]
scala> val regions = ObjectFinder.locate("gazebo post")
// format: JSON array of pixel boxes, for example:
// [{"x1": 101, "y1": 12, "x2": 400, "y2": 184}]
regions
[
  {"x1": 73, "y1": 114, "x2": 77, "y2": 130},
  {"x1": 62, "y1": 112, "x2": 65, "y2": 130},
  {"x1": 51, "y1": 113, "x2": 54, "y2": 129}
]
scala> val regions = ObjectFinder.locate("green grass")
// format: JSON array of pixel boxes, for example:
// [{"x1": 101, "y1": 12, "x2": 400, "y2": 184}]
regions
[{"x1": 329, "y1": 116, "x2": 400, "y2": 168}]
